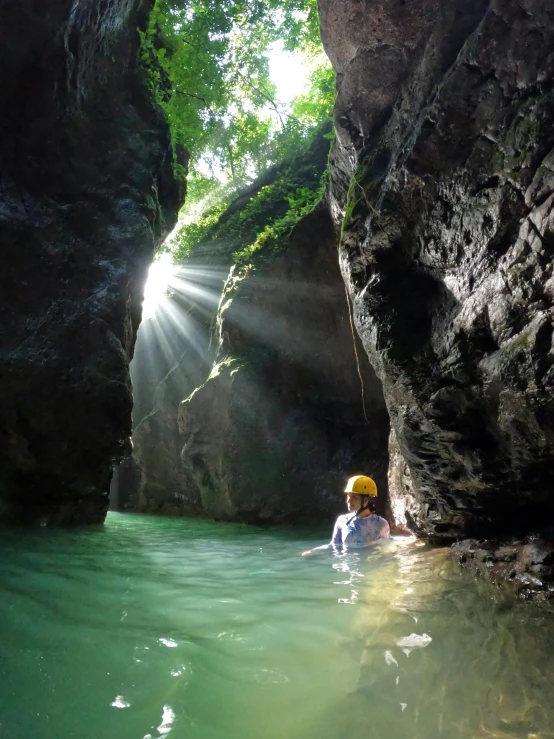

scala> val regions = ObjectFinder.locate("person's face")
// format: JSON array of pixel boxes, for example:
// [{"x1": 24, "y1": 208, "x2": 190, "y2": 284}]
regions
[{"x1": 346, "y1": 493, "x2": 363, "y2": 512}]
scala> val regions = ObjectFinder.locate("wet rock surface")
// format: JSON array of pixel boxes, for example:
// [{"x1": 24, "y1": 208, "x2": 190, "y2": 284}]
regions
[
  {"x1": 320, "y1": 0, "x2": 554, "y2": 544},
  {"x1": 126, "y1": 310, "x2": 211, "y2": 517},
  {"x1": 177, "y1": 204, "x2": 390, "y2": 523},
  {"x1": 0, "y1": 0, "x2": 182, "y2": 524},
  {"x1": 452, "y1": 537, "x2": 554, "y2": 600},
  {"x1": 126, "y1": 132, "x2": 391, "y2": 522}
]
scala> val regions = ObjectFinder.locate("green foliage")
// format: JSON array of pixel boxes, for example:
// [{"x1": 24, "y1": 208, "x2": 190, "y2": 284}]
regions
[
  {"x1": 339, "y1": 163, "x2": 382, "y2": 244},
  {"x1": 171, "y1": 201, "x2": 228, "y2": 258},
  {"x1": 232, "y1": 183, "x2": 322, "y2": 266},
  {"x1": 291, "y1": 64, "x2": 335, "y2": 127},
  {"x1": 169, "y1": 127, "x2": 329, "y2": 268},
  {"x1": 141, "y1": 0, "x2": 335, "y2": 190}
]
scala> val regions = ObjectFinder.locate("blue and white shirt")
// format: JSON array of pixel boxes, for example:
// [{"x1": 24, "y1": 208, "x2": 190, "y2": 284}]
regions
[{"x1": 330, "y1": 513, "x2": 390, "y2": 548}]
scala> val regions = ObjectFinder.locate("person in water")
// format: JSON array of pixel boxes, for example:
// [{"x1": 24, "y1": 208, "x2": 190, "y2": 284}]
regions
[{"x1": 302, "y1": 475, "x2": 390, "y2": 555}]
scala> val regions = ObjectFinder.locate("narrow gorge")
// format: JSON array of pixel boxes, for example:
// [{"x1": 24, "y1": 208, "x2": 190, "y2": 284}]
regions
[
  {"x1": 3, "y1": 3, "x2": 554, "y2": 739},
  {"x1": 0, "y1": 0, "x2": 183, "y2": 524},
  {"x1": 1, "y1": 0, "x2": 554, "y2": 595},
  {"x1": 119, "y1": 131, "x2": 390, "y2": 524},
  {"x1": 320, "y1": 0, "x2": 554, "y2": 594}
]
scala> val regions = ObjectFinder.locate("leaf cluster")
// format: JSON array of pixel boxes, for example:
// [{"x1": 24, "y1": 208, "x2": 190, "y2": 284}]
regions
[
  {"x1": 141, "y1": 0, "x2": 334, "y2": 190},
  {"x1": 169, "y1": 126, "x2": 331, "y2": 268}
]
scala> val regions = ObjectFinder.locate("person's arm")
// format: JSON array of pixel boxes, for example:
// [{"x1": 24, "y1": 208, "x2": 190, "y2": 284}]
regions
[
  {"x1": 380, "y1": 518, "x2": 391, "y2": 538},
  {"x1": 331, "y1": 517, "x2": 343, "y2": 546},
  {"x1": 301, "y1": 517, "x2": 342, "y2": 556}
]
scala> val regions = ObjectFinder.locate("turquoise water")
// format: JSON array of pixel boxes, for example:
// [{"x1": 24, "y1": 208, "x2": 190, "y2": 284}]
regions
[{"x1": 1, "y1": 514, "x2": 554, "y2": 739}]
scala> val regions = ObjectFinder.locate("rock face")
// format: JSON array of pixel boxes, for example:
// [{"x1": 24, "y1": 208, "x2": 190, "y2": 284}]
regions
[
  {"x1": 177, "y1": 205, "x2": 390, "y2": 523},
  {"x1": 0, "y1": 0, "x2": 182, "y2": 524},
  {"x1": 320, "y1": 0, "x2": 554, "y2": 543},
  {"x1": 125, "y1": 308, "x2": 213, "y2": 516},
  {"x1": 126, "y1": 134, "x2": 390, "y2": 522},
  {"x1": 452, "y1": 537, "x2": 554, "y2": 601}
]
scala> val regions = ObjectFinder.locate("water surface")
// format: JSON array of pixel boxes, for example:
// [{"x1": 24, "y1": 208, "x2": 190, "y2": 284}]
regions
[{"x1": 1, "y1": 513, "x2": 553, "y2": 739}]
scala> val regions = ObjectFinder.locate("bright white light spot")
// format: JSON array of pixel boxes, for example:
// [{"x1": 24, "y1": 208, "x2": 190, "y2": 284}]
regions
[
  {"x1": 159, "y1": 637, "x2": 178, "y2": 648},
  {"x1": 268, "y1": 41, "x2": 310, "y2": 105},
  {"x1": 396, "y1": 633, "x2": 432, "y2": 650},
  {"x1": 110, "y1": 695, "x2": 131, "y2": 708},
  {"x1": 396, "y1": 632, "x2": 432, "y2": 657},
  {"x1": 158, "y1": 705, "x2": 176, "y2": 735},
  {"x1": 143, "y1": 255, "x2": 175, "y2": 319}
]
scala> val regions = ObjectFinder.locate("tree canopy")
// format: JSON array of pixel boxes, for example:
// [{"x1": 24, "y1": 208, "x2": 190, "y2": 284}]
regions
[{"x1": 141, "y1": 0, "x2": 334, "y2": 209}]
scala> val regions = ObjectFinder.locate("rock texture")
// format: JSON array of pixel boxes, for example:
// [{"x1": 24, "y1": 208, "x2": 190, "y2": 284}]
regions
[
  {"x1": 452, "y1": 538, "x2": 554, "y2": 600},
  {"x1": 177, "y1": 205, "x2": 390, "y2": 523},
  {"x1": 125, "y1": 305, "x2": 213, "y2": 516},
  {"x1": 0, "y1": 0, "x2": 182, "y2": 524},
  {"x1": 125, "y1": 133, "x2": 391, "y2": 522},
  {"x1": 320, "y1": 0, "x2": 554, "y2": 543}
]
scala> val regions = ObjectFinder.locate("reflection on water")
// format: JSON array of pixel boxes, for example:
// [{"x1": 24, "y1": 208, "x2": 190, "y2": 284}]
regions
[{"x1": 0, "y1": 514, "x2": 553, "y2": 739}]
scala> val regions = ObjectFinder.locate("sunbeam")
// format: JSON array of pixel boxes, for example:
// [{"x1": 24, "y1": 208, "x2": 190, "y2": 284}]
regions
[
  {"x1": 142, "y1": 255, "x2": 176, "y2": 319},
  {"x1": 133, "y1": 254, "x2": 228, "y2": 430}
]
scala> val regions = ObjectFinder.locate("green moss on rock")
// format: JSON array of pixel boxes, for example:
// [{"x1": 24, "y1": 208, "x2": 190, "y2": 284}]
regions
[{"x1": 170, "y1": 125, "x2": 332, "y2": 269}]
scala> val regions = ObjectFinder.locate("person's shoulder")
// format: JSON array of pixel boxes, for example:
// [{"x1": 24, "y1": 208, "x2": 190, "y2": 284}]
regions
[
  {"x1": 367, "y1": 514, "x2": 389, "y2": 528},
  {"x1": 335, "y1": 513, "x2": 349, "y2": 525}
]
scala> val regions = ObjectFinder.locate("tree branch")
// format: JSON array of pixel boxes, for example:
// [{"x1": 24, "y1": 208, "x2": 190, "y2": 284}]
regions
[
  {"x1": 237, "y1": 73, "x2": 305, "y2": 129},
  {"x1": 175, "y1": 89, "x2": 209, "y2": 107}
]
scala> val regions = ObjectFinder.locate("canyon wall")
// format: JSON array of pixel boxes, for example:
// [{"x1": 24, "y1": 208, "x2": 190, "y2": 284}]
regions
[
  {"x1": 0, "y1": 0, "x2": 182, "y2": 523},
  {"x1": 126, "y1": 134, "x2": 391, "y2": 522},
  {"x1": 320, "y1": 0, "x2": 554, "y2": 543}
]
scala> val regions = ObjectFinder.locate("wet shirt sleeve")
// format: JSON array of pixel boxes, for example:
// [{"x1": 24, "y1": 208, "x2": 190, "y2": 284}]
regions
[
  {"x1": 340, "y1": 515, "x2": 390, "y2": 548},
  {"x1": 330, "y1": 516, "x2": 344, "y2": 546}
]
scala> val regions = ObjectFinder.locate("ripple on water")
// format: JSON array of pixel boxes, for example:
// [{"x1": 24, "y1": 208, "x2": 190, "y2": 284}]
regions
[{"x1": 1, "y1": 513, "x2": 554, "y2": 739}]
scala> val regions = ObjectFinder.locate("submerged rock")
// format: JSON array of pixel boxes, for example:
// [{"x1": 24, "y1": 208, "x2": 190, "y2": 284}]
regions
[
  {"x1": 0, "y1": 1, "x2": 182, "y2": 524},
  {"x1": 452, "y1": 537, "x2": 554, "y2": 600},
  {"x1": 320, "y1": 0, "x2": 554, "y2": 544}
]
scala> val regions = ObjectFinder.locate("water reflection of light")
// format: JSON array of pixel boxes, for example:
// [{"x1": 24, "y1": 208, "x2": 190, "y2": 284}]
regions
[
  {"x1": 110, "y1": 695, "x2": 131, "y2": 708},
  {"x1": 254, "y1": 668, "x2": 289, "y2": 684},
  {"x1": 157, "y1": 705, "x2": 176, "y2": 735},
  {"x1": 396, "y1": 632, "x2": 432, "y2": 657},
  {"x1": 159, "y1": 637, "x2": 178, "y2": 648},
  {"x1": 333, "y1": 557, "x2": 363, "y2": 604}
]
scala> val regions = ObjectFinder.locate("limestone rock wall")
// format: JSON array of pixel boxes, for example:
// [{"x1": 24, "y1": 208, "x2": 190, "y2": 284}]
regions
[
  {"x1": 126, "y1": 306, "x2": 212, "y2": 516},
  {"x1": 320, "y1": 0, "x2": 554, "y2": 542},
  {"x1": 0, "y1": 0, "x2": 182, "y2": 524},
  {"x1": 177, "y1": 205, "x2": 390, "y2": 523},
  {"x1": 126, "y1": 131, "x2": 391, "y2": 523}
]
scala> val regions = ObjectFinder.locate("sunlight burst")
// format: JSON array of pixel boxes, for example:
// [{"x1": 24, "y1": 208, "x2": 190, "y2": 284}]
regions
[{"x1": 142, "y1": 256, "x2": 175, "y2": 319}]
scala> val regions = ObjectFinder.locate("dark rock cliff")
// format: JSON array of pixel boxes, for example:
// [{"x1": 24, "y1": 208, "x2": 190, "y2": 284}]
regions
[
  {"x1": 0, "y1": 0, "x2": 182, "y2": 524},
  {"x1": 121, "y1": 286, "x2": 215, "y2": 516},
  {"x1": 176, "y1": 204, "x2": 390, "y2": 523},
  {"x1": 320, "y1": 0, "x2": 554, "y2": 545},
  {"x1": 124, "y1": 135, "x2": 390, "y2": 523}
]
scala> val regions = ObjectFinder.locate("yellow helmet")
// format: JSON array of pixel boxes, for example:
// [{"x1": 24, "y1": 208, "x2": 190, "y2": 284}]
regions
[{"x1": 344, "y1": 475, "x2": 377, "y2": 496}]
